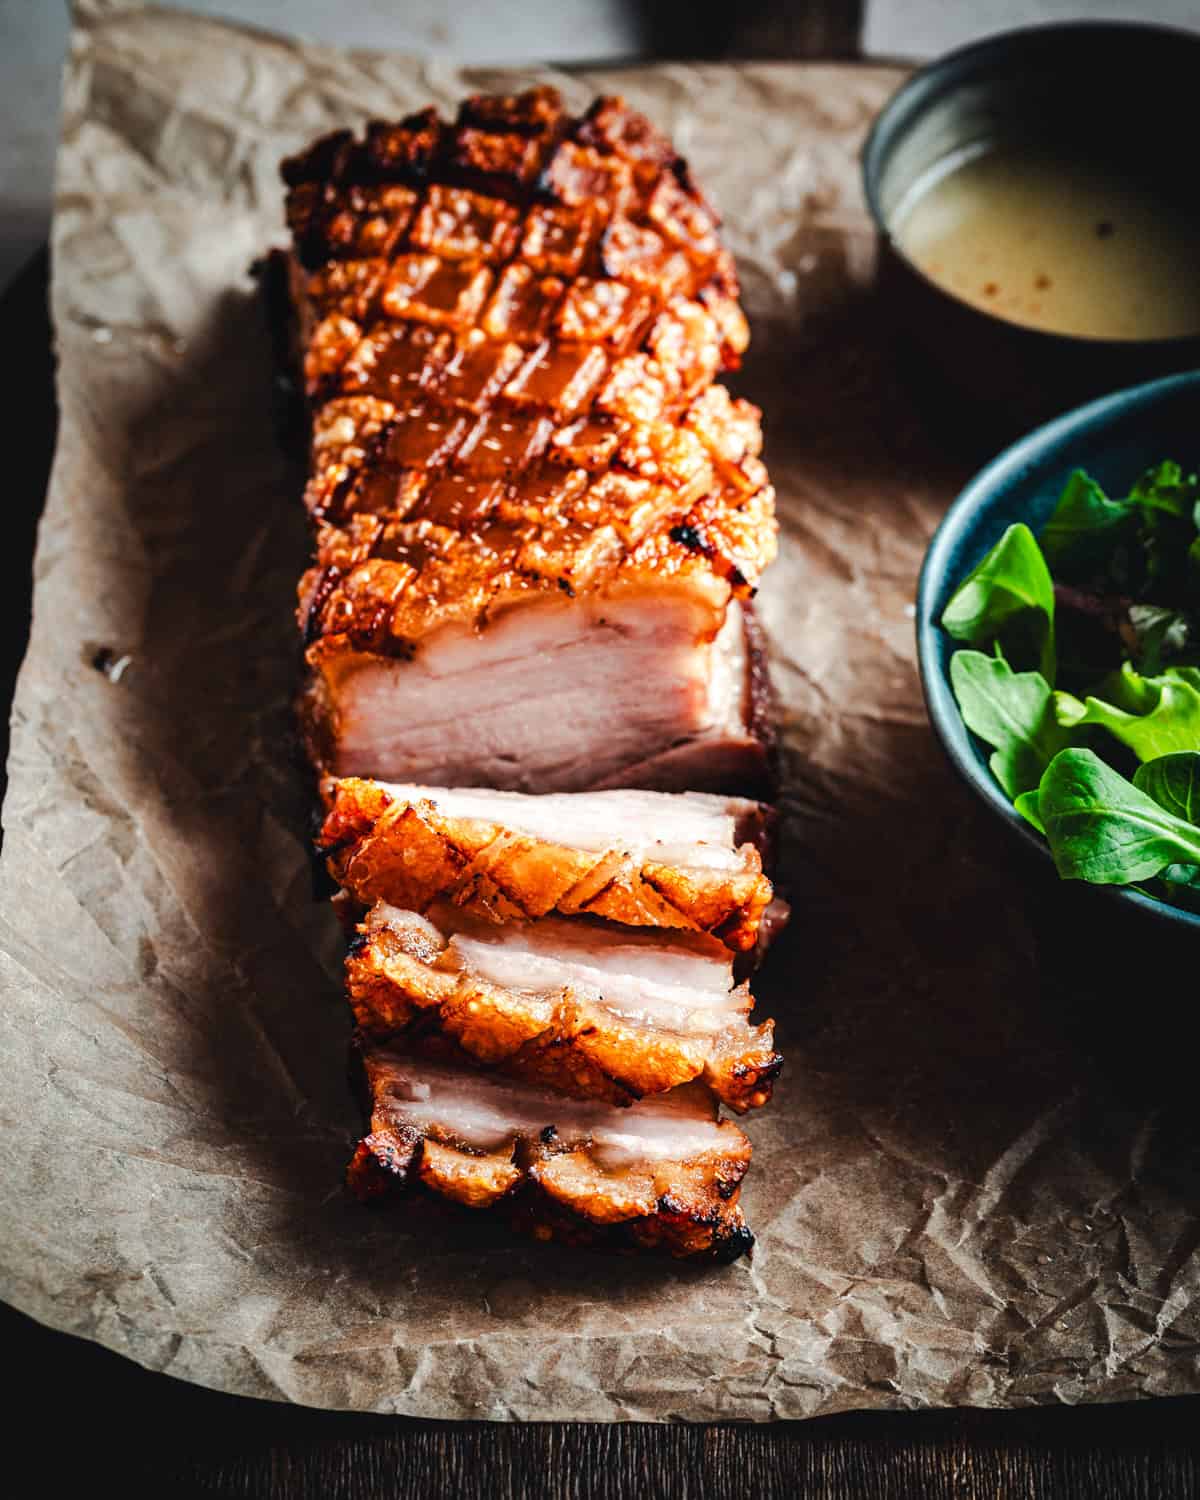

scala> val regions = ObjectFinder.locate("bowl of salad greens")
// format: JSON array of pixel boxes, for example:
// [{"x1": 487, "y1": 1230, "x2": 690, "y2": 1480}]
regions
[{"x1": 917, "y1": 368, "x2": 1200, "y2": 929}]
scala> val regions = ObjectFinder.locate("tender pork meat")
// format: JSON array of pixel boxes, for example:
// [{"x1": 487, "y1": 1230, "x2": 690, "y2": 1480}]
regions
[
  {"x1": 281, "y1": 87, "x2": 777, "y2": 793},
  {"x1": 347, "y1": 901, "x2": 781, "y2": 1110},
  {"x1": 585, "y1": 598, "x2": 777, "y2": 793},
  {"x1": 318, "y1": 778, "x2": 775, "y2": 951},
  {"x1": 300, "y1": 594, "x2": 773, "y2": 794},
  {"x1": 347, "y1": 1039, "x2": 754, "y2": 1261}
]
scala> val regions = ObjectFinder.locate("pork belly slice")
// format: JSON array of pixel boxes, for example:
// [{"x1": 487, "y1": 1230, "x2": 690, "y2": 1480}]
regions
[
  {"x1": 347, "y1": 1039, "x2": 754, "y2": 1261},
  {"x1": 301, "y1": 589, "x2": 774, "y2": 796},
  {"x1": 348, "y1": 900, "x2": 781, "y2": 1110},
  {"x1": 282, "y1": 88, "x2": 777, "y2": 795},
  {"x1": 318, "y1": 777, "x2": 775, "y2": 952},
  {"x1": 589, "y1": 594, "x2": 777, "y2": 792}
]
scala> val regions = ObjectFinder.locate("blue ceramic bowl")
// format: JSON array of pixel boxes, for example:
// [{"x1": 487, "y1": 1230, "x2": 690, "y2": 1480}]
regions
[{"x1": 916, "y1": 368, "x2": 1200, "y2": 933}]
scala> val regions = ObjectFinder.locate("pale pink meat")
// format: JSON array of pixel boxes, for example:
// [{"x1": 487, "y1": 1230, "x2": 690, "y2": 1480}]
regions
[
  {"x1": 368, "y1": 781, "x2": 767, "y2": 869},
  {"x1": 365, "y1": 1046, "x2": 731, "y2": 1167},
  {"x1": 350, "y1": 901, "x2": 781, "y2": 1110},
  {"x1": 310, "y1": 597, "x2": 771, "y2": 794}
]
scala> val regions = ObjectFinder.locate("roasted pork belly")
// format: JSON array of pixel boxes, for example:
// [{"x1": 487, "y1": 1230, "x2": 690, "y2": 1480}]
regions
[
  {"x1": 282, "y1": 87, "x2": 777, "y2": 793},
  {"x1": 347, "y1": 900, "x2": 781, "y2": 1110},
  {"x1": 348, "y1": 1039, "x2": 754, "y2": 1260},
  {"x1": 302, "y1": 593, "x2": 774, "y2": 794},
  {"x1": 318, "y1": 778, "x2": 775, "y2": 952}
]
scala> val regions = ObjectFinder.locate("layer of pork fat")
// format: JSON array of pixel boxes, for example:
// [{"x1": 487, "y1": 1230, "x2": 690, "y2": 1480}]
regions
[
  {"x1": 369, "y1": 901, "x2": 748, "y2": 1037},
  {"x1": 367, "y1": 1046, "x2": 729, "y2": 1170},
  {"x1": 373, "y1": 782, "x2": 766, "y2": 872},
  {"x1": 323, "y1": 592, "x2": 753, "y2": 792}
]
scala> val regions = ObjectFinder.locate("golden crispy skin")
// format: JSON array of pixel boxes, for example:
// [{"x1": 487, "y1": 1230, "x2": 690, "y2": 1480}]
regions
[
  {"x1": 318, "y1": 778, "x2": 775, "y2": 952},
  {"x1": 346, "y1": 903, "x2": 782, "y2": 1112},
  {"x1": 281, "y1": 89, "x2": 776, "y2": 658},
  {"x1": 346, "y1": 1037, "x2": 755, "y2": 1262}
]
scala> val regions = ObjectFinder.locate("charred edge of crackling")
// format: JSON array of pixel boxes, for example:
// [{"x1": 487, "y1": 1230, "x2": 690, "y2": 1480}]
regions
[
  {"x1": 715, "y1": 1221, "x2": 755, "y2": 1264},
  {"x1": 574, "y1": 862, "x2": 642, "y2": 926},
  {"x1": 733, "y1": 1052, "x2": 784, "y2": 1095},
  {"x1": 671, "y1": 156, "x2": 716, "y2": 220},
  {"x1": 454, "y1": 98, "x2": 569, "y2": 203},
  {"x1": 302, "y1": 564, "x2": 342, "y2": 646},
  {"x1": 364, "y1": 1124, "x2": 424, "y2": 1185},
  {"x1": 459, "y1": 92, "x2": 558, "y2": 139},
  {"x1": 313, "y1": 827, "x2": 356, "y2": 860},
  {"x1": 654, "y1": 1193, "x2": 751, "y2": 1262},
  {"x1": 670, "y1": 525, "x2": 754, "y2": 598},
  {"x1": 325, "y1": 420, "x2": 397, "y2": 524},
  {"x1": 353, "y1": 1167, "x2": 751, "y2": 1261},
  {"x1": 669, "y1": 521, "x2": 714, "y2": 557},
  {"x1": 711, "y1": 909, "x2": 756, "y2": 954},
  {"x1": 280, "y1": 129, "x2": 354, "y2": 188}
]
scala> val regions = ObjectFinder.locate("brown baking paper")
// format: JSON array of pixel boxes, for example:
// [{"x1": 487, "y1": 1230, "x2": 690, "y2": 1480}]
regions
[{"x1": 2, "y1": 0, "x2": 1198, "y2": 1420}]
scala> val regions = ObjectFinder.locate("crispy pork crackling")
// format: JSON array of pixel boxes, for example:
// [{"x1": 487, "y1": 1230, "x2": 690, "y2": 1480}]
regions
[
  {"x1": 348, "y1": 1039, "x2": 755, "y2": 1261},
  {"x1": 281, "y1": 87, "x2": 777, "y2": 794}
]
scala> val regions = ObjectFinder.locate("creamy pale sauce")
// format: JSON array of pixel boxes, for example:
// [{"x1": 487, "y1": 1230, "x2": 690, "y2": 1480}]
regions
[{"x1": 891, "y1": 144, "x2": 1200, "y2": 341}]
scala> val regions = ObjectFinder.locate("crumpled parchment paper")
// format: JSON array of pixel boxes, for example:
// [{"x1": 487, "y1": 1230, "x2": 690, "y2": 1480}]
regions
[{"x1": 1, "y1": 0, "x2": 1198, "y2": 1421}]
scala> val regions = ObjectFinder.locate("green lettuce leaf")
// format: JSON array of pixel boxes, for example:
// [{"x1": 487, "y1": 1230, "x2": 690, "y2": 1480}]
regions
[
  {"x1": 941, "y1": 523, "x2": 1056, "y2": 682},
  {"x1": 949, "y1": 649, "x2": 1071, "y2": 798},
  {"x1": 1133, "y1": 462, "x2": 1200, "y2": 599},
  {"x1": 1040, "y1": 469, "x2": 1136, "y2": 580},
  {"x1": 1032, "y1": 747, "x2": 1200, "y2": 882},
  {"x1": 941, "y1": 461, "x2": 1200, "y2": 915},
  {"x1": 1190, "y1": 498, "x2": 1200, "y2": 580},
  {"x1": 1039, "y1": 461, "x2": 1200, "y2": 601},
  {"x1": 1036, "y1": 748, "x2": 1200, "y2": 884},
  {"x1": 1126, "y1": 603, "x2": 1191, "y2": 676},
  {"x1": 1014, "y1": 789, "x2": 1045, "y2": 833},
  {"x1": 1128, "y1": 460, "x2": 1198, "y2": 519},
  {"x1": 1133, "y1": 752, "x2": 1200, "y2": 824},
  {"x1": 1054, "y1": 665, "x2": 1200, "y2": 760},
  {"x1": 1163, "y1": 863, "x2": 1200, "y2": 912}
]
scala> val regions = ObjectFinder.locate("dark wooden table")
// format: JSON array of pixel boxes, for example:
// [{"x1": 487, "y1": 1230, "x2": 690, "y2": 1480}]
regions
[{"x1": 5, "y1": 251, "x2": 1199, "y2": 1498}]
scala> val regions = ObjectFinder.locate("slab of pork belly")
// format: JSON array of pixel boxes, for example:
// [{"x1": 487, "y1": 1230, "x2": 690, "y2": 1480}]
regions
[
  {"x1": 347, "y1": 1039, "x2": 754, "y2": 1261},
  {"x1": 349, "y1": 900, "x2": 781, "y2": 1110},
  {"x1": 318, "y1": 776, "x2": 775, "y2": 951},
  {"x1": 304, "y1": 594, "x2": 772, "y2": 795}
]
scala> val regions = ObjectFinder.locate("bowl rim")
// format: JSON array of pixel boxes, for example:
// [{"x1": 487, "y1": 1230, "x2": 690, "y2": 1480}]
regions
[
  {"x1": 915, "y1": 366, "x2": 1200, "y2": 933},
  {"x1": 860, "y1": 20, "x2": 1200, "y2": 353}
]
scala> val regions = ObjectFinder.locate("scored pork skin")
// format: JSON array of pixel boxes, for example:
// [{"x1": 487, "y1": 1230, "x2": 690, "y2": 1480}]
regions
[
  {"x1": 347, "y1": 1038, "x2": 755, "y2": 1261},
  {"x1": 282, "y1": 87, "x2": 777, "y2": 793},
  {"x1": 347, "y1": 901, "x2": 781, "y2": 1111},
  {"x1": 318, "y1": 778, "x2": 775, "y2": 952}
]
